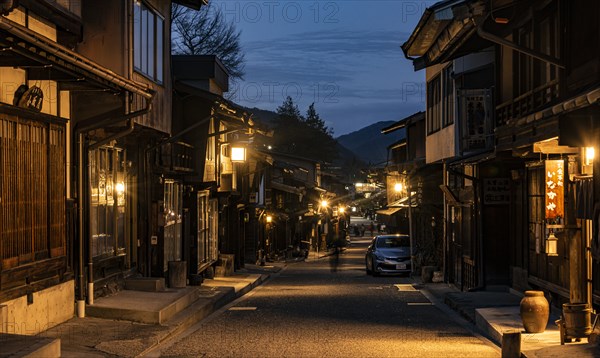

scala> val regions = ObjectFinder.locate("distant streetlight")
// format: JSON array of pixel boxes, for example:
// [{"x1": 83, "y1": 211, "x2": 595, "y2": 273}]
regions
[
  {"x1": 266, "y1": 215, "x2": 273, "y2": 223},
  {"x1": 320, "y1": 200, "x2": 328, "y2": 208},
  {"x1": 394, "y1": 183, "x2": 403, "y2": 192}
]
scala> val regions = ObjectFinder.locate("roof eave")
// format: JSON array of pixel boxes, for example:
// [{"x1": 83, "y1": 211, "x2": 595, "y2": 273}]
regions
[
  {"x1": 173, "y1": 0, "x2": 208, "y2": 11},
  {"x1": 402, "y1": 0, "x2": 486, "y2": 70}
]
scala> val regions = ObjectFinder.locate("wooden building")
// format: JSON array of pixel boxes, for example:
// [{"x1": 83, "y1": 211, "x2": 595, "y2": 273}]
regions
[
  {"x1": 265, "y1": 151, "x2": 327, "y2": 259},
  {"x1": 402, "y1": 0, "x2": 600, "y2": 310},
  {"x1": 0, "y1": 0, "x2": 205, "y2": 333},
  {"x1": 172, "y1": 55, "x2": 258, "y2": 275},
  {"x1": 380, "y1": 112, "x2": 443, "y2": 272}
]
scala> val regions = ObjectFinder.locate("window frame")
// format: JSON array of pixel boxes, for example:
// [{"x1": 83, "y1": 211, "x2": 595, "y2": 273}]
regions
[
  {"x1": 442, "y1": 65, "x2": 454, "y2": 128},
  {"x1": 133, "y1": 1, "x2": 164, "y2": 84},
  {"x1": 427, "y1": 74, "x2": 441, "y2": 135}
]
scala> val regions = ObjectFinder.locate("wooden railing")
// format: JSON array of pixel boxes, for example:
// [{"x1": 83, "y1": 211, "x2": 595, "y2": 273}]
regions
[
  {"x1": 496, "y1": 79, "x2": 560, "y2": 126},
  {"x1": 160, "y1": 141, "x2": 194, "y2": 172},
  {"x1": 462, "y1": 256, "x2": 478, "y2": 291}
]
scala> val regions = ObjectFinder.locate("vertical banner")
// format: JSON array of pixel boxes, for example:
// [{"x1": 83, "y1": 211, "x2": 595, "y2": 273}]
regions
[{"x1": 545, "y1": 160, "x2": 564, "y2": 220}]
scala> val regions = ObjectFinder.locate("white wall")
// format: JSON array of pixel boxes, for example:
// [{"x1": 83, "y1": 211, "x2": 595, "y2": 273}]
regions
[
  {"x1": 0, "y1": 67, "x2": 25, "y2": 105},
  {"x1": 1, "y1": 280, "x2": 74, "y2": 335},
  {"x1": 453, "y1": 48, "x2": 495, "y2": 76}
]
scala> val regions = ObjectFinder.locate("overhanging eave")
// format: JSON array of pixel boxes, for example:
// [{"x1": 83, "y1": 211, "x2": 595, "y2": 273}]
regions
[
  {"x1": 402, "y1": 0, "x2": 487, "y2": 70},
  {"x1": 0, "y1": 17, "x2": 153, "y2": 99}
]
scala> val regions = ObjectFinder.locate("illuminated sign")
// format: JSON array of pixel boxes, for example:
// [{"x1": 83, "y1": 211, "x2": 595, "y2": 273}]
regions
[{"x1": 545, "y1": 160, "x2": 564, "y2": 220}]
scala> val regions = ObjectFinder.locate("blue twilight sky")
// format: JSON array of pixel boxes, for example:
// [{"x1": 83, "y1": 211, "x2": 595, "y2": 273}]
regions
[{"x1": 210, "y1": 0, "x2": 436, "y2": 136}]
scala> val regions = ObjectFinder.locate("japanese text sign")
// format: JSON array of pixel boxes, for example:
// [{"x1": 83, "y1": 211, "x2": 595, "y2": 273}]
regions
[
  {"x1": 545, "y1": 160, "x2": 564, "y2": 220},
  {"x1": 483, "y1": 178, "x2": 510, "y2": 205}
]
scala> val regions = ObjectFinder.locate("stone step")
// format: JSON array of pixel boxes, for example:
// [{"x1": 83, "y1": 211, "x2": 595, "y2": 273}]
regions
[
  {"x1": 86, "y1": 286, "x2": 205, "y2": 324},
  {"x1": 0, "y1": 333, "x2": 60, "y2": 357}
]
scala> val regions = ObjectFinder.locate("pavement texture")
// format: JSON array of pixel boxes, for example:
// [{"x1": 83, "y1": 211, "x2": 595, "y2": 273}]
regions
[
  {"x1": 4, "y1": 252, "x2": 600, "y2": 357},
  {"x1": 419, "y1": 281, "x2": 600, "y2": 357},
  {"x1": 27, "y1": 264, "x2": 283, "y2": 358}
]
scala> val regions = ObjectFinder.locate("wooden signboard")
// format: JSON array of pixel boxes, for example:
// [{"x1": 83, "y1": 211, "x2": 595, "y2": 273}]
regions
[
  {"x1": 545, "y1": 160, "x2": 564, "y2": 220},
  {"x1": 483, "y1": 178, "x2": 510, "y2": 205}
]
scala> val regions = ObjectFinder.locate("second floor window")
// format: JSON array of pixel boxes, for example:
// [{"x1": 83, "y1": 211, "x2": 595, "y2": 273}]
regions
[
  {"x1": 514, "y1": 4, "x2": 559, "y2": 100},
  {"x1": 427, "y1": 75, "x2": 441, "y2": 134},
  {"x1": 427, "y1": 65, "x2": 454, "y2": 135},
  {"x1": 134, "y1": 1, "x2": 164, "y2": 83},
  {"x1": 442, "y1": 66, "x2": 454, "y2": 127}
]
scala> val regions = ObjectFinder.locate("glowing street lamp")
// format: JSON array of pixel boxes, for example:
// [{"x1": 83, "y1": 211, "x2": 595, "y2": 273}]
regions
[
  {"x1": 585, "y1": 147, "x2": 595, "y2": 166},
  {"x1": 266, "y1": 215, "x2": 273, "y2": 223},
  {"x1": 394, "y1": 183, "x2": 403, "y2": 192},
  {"x1": 231, "y1": 145, "x2": 246, "y2": 162},
  {"x1": 320, "y1": 199, "x2": 328, "y2": 208}
]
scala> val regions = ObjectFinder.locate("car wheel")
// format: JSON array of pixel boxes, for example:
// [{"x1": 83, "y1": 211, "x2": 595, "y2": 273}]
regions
[{"x1": 371, "y1": 258, "x2": 380, "y2": 277}]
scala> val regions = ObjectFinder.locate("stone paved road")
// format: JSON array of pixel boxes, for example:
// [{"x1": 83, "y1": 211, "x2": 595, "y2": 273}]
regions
[{"x1": 155, "y1": 236, "x2": 500, "y2": 358}]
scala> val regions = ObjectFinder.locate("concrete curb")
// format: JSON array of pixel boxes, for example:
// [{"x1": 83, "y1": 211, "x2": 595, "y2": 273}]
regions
[
  {"x1": 136, "y1": 273, "x2": 270, "y2": 357},
  {"x1": 418, "y1": 286, "x2": 501, "y2": 354},
  {"x1": 134, "y1": 287, "x2": 237, "y2": 357}
]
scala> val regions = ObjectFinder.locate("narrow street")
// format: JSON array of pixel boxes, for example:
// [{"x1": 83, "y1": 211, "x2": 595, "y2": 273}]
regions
[
  {"x1": 0, "y1": 3, "x2": 596, "y2": 358},
  {"x1": 153, "y1": 226, "x2": 499, "y2": 357}
]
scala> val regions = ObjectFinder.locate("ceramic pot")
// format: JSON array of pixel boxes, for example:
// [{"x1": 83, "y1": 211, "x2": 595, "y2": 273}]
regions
[{"x1": 520, "y1": 290, "x2": 549, "y2": 333}]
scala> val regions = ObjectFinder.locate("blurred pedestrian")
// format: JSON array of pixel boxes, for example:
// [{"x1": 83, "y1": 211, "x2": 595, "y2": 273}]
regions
[{"x1": 329, "y1": 244, "x2": 340, "y2": 273}]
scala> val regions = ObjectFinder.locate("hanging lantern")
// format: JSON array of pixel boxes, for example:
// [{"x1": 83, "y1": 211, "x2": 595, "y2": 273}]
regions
[{"x1": 546, "y1": 232, "x2": 558, "y2": 256}]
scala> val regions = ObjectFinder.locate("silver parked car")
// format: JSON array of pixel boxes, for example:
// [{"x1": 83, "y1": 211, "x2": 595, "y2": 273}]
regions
[{"x1": 365, "y1": 234, "x2": 411, "y2": 276}]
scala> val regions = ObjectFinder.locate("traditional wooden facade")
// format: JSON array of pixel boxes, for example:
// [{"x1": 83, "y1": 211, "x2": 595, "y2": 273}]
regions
[
  {"x1": 403, "y1": 1, "x2": 506, "y2": 289},
  {"x1": 73, "y1": 0, "x2": 208, "y2": 305},
  {"x1": 264, "y1": 151, "x2": 327, "y2": 259},
  {"x1": 380, "y1": 112, "x2": 443, "y2": 272},
  {"x1": 0, "y1": 0, "x2": 205, "y2": 333},
  {"x1": 490, "y1": 0, "x2": 599, "y2": 307},
  {"x1": 172, "y1": 55, "x2": 261, "y2": 275},
  {"x1": 402, "y1": 0, "x2": 600, "y2": 310}
]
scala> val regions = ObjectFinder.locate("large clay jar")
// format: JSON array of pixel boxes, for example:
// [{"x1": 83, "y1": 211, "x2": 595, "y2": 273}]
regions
[{"x1": 520, "y1": 290, "x2": 549, "y2": 333}]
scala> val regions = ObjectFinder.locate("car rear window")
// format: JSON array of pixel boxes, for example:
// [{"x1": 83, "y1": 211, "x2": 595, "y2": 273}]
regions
[{"x1": 376, "y1": 236, "x2": 410, "y2": 248}]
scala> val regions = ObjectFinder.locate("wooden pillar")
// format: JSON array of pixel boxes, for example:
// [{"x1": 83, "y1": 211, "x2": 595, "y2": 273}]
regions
[
  {"x1": 501, "y1": 329, "x2": 521, "y2": 358},
  {"x1": 568, "y1": 169, "x2": 586, "y2": 304}
]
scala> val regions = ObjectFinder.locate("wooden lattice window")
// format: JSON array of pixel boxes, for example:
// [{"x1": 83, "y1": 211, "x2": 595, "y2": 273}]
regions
[{"x1": 0, "y1": 114, "x2": 66, "y2": 270}]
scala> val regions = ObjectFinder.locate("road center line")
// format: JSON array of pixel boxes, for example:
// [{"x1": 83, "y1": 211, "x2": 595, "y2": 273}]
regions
[{"x1": 228, "y1": 307, "x2": 258, "y2": 311}]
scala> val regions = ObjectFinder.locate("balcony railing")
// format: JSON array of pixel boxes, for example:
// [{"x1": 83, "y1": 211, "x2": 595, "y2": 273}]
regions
[
  {"x1": 161, "y1": 141, "x2": 194, "y2": 172},
  {"x1": 496, "y1": 79, "x2": 560, "y2": 126}
]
